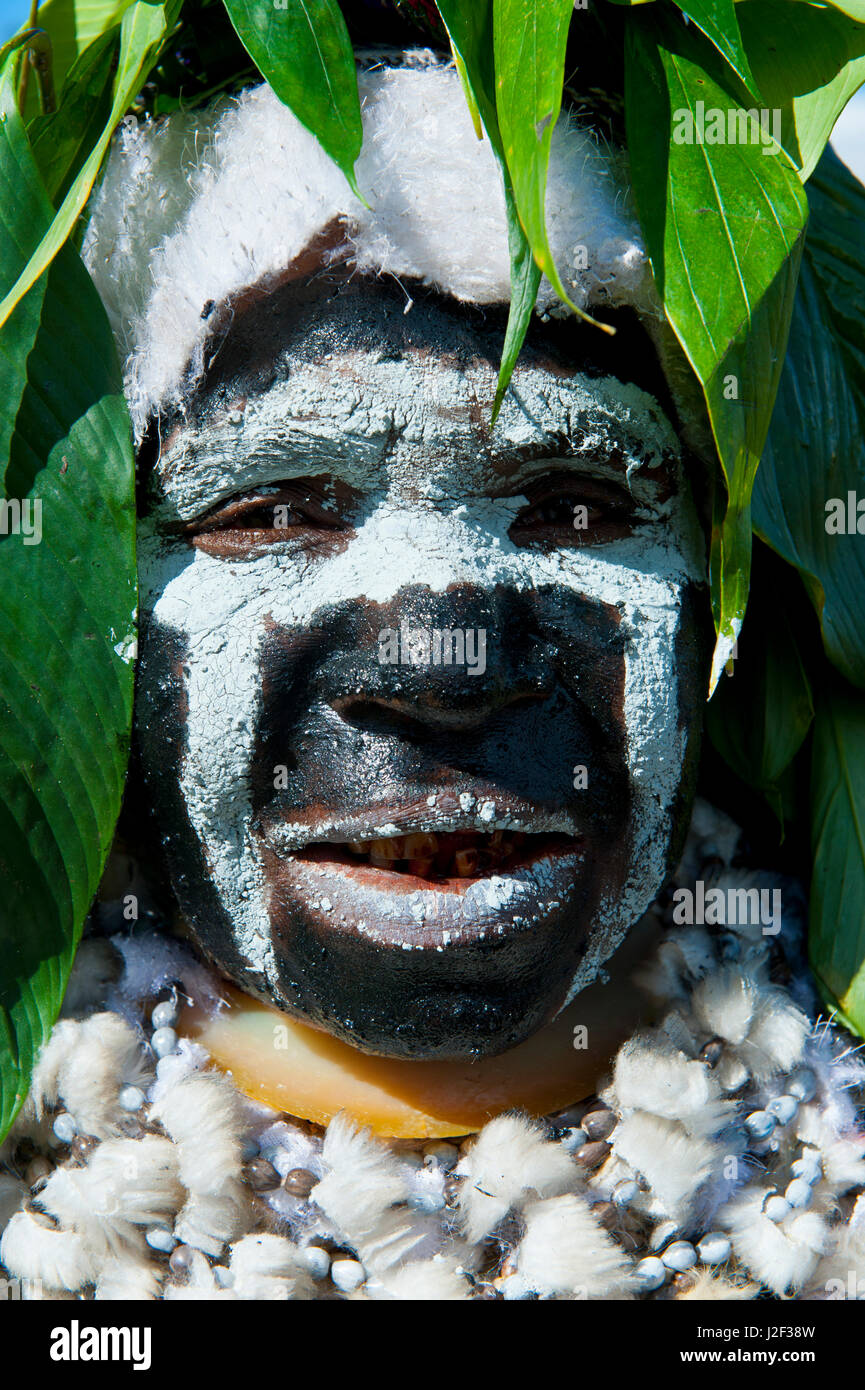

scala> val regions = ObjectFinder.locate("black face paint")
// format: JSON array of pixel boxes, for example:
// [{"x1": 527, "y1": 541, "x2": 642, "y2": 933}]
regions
[{"x1": 136, "y1": 276, "x2": 710, "y2": 1060}]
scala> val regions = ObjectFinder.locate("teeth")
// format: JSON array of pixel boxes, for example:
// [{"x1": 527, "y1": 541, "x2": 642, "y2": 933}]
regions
[
  {"x1": 369, "y1": 837, "x2": 403, "y2": 867},
  {"x1": 339, "y1": 829, "x2": 527, "y2": 879},
  {"x1": 407, "y1": 857, "x2": 435, "y2": 877},
  {"x1": 454, "y1": 848, "x2": 480, "y2": 878},
  {"x1": 403, "y1": 832, "x2": 439, "y2": 858}
]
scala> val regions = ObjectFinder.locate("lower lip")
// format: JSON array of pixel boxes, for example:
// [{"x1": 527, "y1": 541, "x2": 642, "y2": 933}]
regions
[{"x1": 264, "y1": 837, "x2": 589, "y2": 948}]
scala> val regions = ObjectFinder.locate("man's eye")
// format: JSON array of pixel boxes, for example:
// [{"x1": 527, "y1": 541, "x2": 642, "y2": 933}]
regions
[
  {"x1": 186, "y1": 483, "x2": 348, "y2": 550},
  {"x1": 509, "y1": 472, "x2": 634, "y2": 546}
]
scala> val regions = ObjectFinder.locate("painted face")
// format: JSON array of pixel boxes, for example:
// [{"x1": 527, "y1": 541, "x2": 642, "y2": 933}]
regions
[{"x1": 136, "y1": 272, "x2": 710, "y2": 1059}]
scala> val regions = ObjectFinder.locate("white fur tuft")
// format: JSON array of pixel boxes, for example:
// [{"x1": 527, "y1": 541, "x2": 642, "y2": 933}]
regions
[
  {"x1": 30, "y1": 1012, "x2": 151, "y2": 1140},
  {"x1": 0, "y1": 1209, "x2": 94, "y2": 1292},
  {"x1": 94, "y1": 1254, "x2": 164, "y2": 1300},
  {"x1": 456, "y1": 1113, "x2": 577, "y2": 1244},
  {"x1": 311, "y1": 1114, "x2": 440, "y2": 1278},
  {"x1": 676, "y1": 1268, "x2": 759, "y2": 1300},
  {"x1": 718, "y1": 1189, "x2": 831, "y2": 1296},
  {"x1": 37, "y1": 1136, "x2": 182, "y2": 1260},
  {"x1": 375, "y1": 1256, "x2": 471, "y2": 1300},
  {"x1": 612, "y1": 1111, "x2": 723, "y2": 1224},
  {"x1": 517, "y1": 1194, "x2": 634, "y2": 1298},
  {"x1": 149, "y1": 1070, "x2": 249, "y2": 1254},
  {"x1": 228, "y1": 1233, "x2": 316, "y2": 1300},
  {"x1": 83, "y1": 61, "x2": 651, "y2": 437}
]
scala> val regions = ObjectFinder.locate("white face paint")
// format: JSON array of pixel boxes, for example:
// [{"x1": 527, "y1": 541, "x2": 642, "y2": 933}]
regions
[{"x1": 137, "y1": 311, "x2": 708, "y2": 1058}]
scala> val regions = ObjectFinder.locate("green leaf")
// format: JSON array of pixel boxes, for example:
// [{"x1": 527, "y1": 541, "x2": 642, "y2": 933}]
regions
[
  {"x1": 801, "y1": 0, "x2": 865, "y2": 20},
  {"x1": 436, "y1": 0, "x2": 542, "y2": 416},
  {"x1": 436, "y1": 2, "x2": 498, "y2": 139},
  {"x1": 737, "y1": 0, "x2": 865, "y2": 181},
  {"x1": 28, "y1": 26, "x2": 118, "y2": 203},
  {"x1": 0, "y1": 64, "x2": 135, "y2": 1140},
  {"x1": 753, "y1": 147, "x2": 865, "y2": 689},
  {"x1": 671, "y1": 0, "x2": 761, "y2": 99},
  {"x1": 0, "y1": 65, "x2": 49, "y2": 491},
  {"x1": 809, "y1": 674, "x2": 865, "y2": 1037},
  {"x1": 625, "y1": 14, "x2": 808, "y2": 692},
  {"x1": 221, "y1": 0, "x2": 363, "y2": 200},
  {"x1": 0, "y1": 0, "x2": 180, "y2": 335},
  {"x1": 30, "y1": 0, "x2": 135, "y2": 102},
  {"x1": 705, "y1": 561, "x2": 814, "y2": 800},
  {"x1": 493, "y1": 0, "x2": 608, "y2": 331},
  {"x1": 450, "y1": 45, "x2": 483, "y2": 140}
]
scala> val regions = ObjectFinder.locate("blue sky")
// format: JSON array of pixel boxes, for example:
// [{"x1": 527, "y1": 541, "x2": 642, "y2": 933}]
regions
[
  {"x1": 0, "y1": 0, "x2": 27, "y2": 37},
  {"x1": 0, "y1": 0, "x2": 863, "y2": 181}
]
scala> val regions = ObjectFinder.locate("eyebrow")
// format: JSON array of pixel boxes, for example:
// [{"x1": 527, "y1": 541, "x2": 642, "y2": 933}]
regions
[
  {"x1": 138, "y1": 270, "x2": 679, "y2": 505},
  {"x1": 141, "y1": 363, "x2": 677, "y2": 525}
]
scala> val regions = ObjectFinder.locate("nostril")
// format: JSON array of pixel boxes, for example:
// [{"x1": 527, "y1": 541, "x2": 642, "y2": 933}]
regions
[
  {"x1": 506, "y1": 693, "x2": 547, "y2": 714},
  {"x1": 333, "y1": 690, "x2": 549, "y2": 737},
  {"x1": 336, "y1": 699, "x2": 429, "y2": 739}
]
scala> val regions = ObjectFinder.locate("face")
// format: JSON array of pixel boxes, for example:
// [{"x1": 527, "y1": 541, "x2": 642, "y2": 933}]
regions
[{"x1": 136, "y1": 272, "x2": 709, "y2": 1060}]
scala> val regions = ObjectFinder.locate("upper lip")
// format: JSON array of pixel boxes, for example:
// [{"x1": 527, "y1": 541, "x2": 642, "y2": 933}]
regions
[{"x1": 258, "y1": 789, "x2": 587, "y2": 856}]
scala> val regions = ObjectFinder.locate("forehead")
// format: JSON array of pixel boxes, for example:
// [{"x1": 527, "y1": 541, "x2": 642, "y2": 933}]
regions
[{"x1": 146, "y1": 275, "x2": 683, "y2": 519}]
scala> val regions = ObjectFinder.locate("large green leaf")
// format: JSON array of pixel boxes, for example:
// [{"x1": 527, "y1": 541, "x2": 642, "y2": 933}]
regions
[
  {"x1": 0, "y1": 60, "x2": 49, "y2": 491},
  {"x1": 30, "y1": 0, "x2": 135, "y2": 103},
  {"x1": 0, "y1": 67, "x2": 135, "y2": 1140},
  {"x1": 625, "y1": 12, "x2": 808, "y2": 692},
  {"x1": 0, "y1": 0, "x2": 180, "y2": 334},
  {"x1": 672, "y1": 0, "x2": 761, "y2": 98},
  {"x1": 436, "y1": 0, "x2": 542, "y2": 418},
  {"x1": 799, "y1": 0, "x2": 865, "y2": 19},
  {"x1": 221, "y1": 0, "x2": 363, "y2": 200},
  {"x1": 809, "y1": 674, "x2": 865, "y2": 1036},
  {"x1": 28, "y1": 26, "x2": 118, "y2": 203},
  {"x1": 738, "y1": 0, "x2": 865, "y2": 182},
  {"x1": 493, "y1": 0, "x2": 606, "y2": 328},
  {"x1": 753, "y1": 148, "x2": 865, "y2": 689}
]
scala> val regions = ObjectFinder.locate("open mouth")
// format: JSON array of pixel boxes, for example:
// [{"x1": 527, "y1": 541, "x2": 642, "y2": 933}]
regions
[
  {"x1": 262, "y1": 818, "x2": 591, "y2": 955},
  {"x1": 295, "y1": 828, "x2": 578, "y2": 883},
  {"x1": 254, "y1": 798, "x2": 603, "y2": 1054}
]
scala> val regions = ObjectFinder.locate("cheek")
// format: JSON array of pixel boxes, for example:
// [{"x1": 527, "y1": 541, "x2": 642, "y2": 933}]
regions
[
  {"x1": 137, "y1": 555, "x2": 270, "y2": 827},
  {"x1": 618, "y1": 581, "x2": 706, "y2": 879}
]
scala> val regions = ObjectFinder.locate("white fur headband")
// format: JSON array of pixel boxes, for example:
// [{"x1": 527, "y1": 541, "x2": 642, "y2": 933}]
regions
[{"x1": 82, "y1": 53, "x2": 655, "y2": 438}]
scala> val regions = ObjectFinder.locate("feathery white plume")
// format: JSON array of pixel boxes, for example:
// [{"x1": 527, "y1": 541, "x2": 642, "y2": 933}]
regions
[
  {"x1": 691, "y1": 967, "x2": 756, "y2": 1046},
  {"x1": 718, "y1": 1189, "x2": 830, "y2": 1295},
  {"x1": 0, "y1": 1209, "x2": 94, "y2": 1291},
  {"x1": 150, "y1": 1070, "x2": 249, "y2": 1253},
  {"x1": 377, "y1": 1256, "x2": 471, "y2": 1301},
  {"x1": 612, "y1": 1111, "x2": 723, "y2": 1223},
  {"x1": 229, "y1": 1233, "x2": 316, "y2": 1300},
  {"x1": 94, "y1": 1254, "x2": 164, "y2": 1300},
  {"x1": 676, "y1": 1268, "x2": 759, "y2": 1301},
  {"x1": 517, "y1": 1194, "x2": 634, "y2": 1299},
  {"x1": 30, "y1": 1012, "x2": 150, "y2": 1139},
  {"x1": 312, "y1": 1114, "x2": 437, "y2": 1275},
  {"x1": 37, "y1": 1137, "x2": 183, "y2": 1259},
  {"x1": 456, "y1": 1114, "x2": 577, "y2": 1244}
]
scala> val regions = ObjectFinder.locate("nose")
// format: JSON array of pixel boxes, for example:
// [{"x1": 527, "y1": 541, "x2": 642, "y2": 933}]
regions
[{"x1": 328, "y1": 585, "x2": 557, "y2": 737}]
